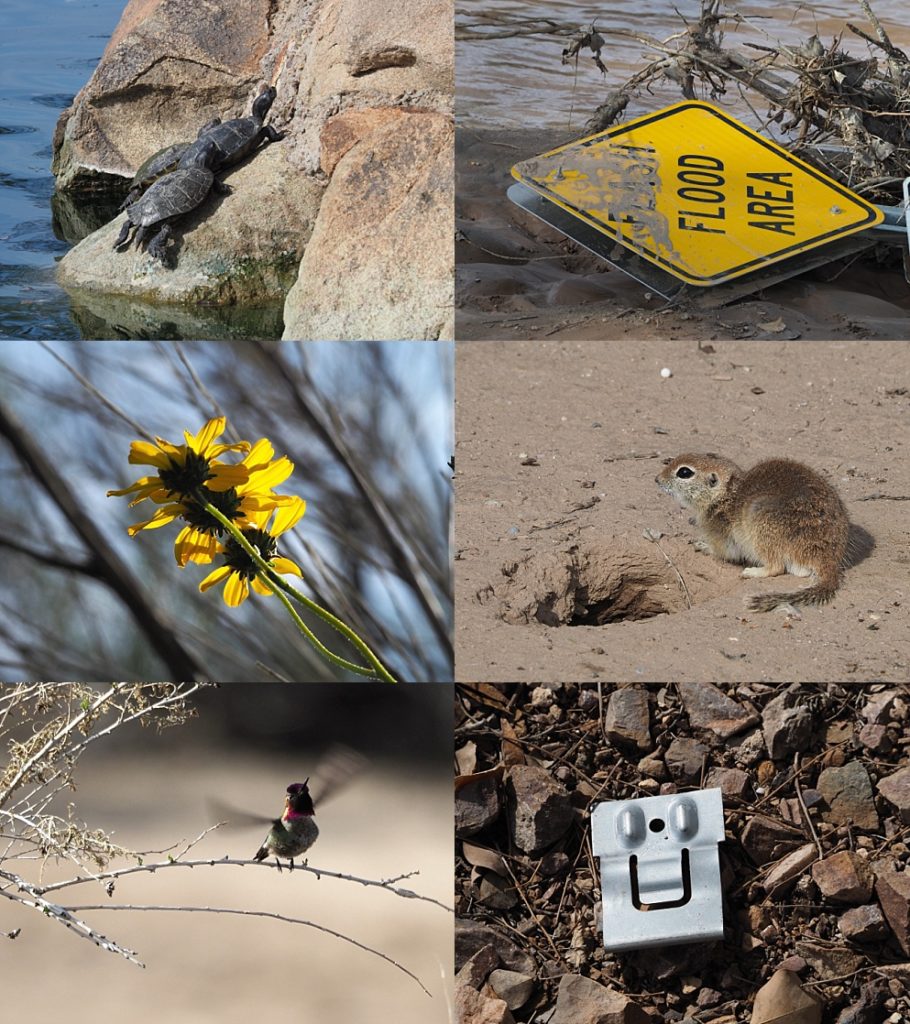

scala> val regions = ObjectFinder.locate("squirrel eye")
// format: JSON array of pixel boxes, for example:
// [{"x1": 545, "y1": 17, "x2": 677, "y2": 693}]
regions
[{"x1": 675, "y1": 466, "x2": 694, "y2": 479}]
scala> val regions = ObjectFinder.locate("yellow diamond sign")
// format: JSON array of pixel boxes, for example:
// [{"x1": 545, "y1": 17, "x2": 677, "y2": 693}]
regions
[{"x1": 511, "y1": 101, "x2": 883, "y2": 286}]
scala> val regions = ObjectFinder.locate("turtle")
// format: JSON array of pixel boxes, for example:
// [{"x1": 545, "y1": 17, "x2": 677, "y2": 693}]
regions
[
  {"x1": 118, "y1": 118, "x2": 222, "y2": 211},
  {"x1": 112, "y1": 139, "x2": 228, "y2": 263},
  {"x1": 183, "y1": 83, "x2": 284, "y2": 171}
]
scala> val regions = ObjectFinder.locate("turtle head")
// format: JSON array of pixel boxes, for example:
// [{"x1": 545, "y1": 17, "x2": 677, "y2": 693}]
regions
[{"x1": 252, "y1": 85, "x2": 277, "y2": 122}]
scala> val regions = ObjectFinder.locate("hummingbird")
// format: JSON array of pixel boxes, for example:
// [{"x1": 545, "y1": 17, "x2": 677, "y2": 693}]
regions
[
  {"x1": 253, "y1": 779, "x2": 319, "y2": 870},
  {"x1": 210, "y1": 746, "x2": 367, "y2": 871}
]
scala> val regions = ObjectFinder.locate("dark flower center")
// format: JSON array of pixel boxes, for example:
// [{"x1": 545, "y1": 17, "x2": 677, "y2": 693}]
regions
[
  {"x1": 181, "y1": 487, "x2": 244, "y2": 535},
  {"x1": 223, "y1": 528, "x2": 279, "y2": 580},
  {"x1": 159, "y1": 451, "x2": 215, "y2": 496}
]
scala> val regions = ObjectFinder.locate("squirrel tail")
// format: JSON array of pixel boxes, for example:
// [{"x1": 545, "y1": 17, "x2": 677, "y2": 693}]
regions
[{"x1": 747, "y1": 566, "x2": 842, "y2": 613}]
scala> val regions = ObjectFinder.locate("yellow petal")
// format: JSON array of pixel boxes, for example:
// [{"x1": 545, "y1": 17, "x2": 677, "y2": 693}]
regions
[
  {"x1": 127, "y1": 441, "x2": 171, "y2": 469},
  {"x1": 126, "y1": 503, "x2": 184, "y2": 536},
  {"x1": 187, "y1": 417, "x2": 226, "y2": 455},
  {"x1": 209, "y1": 441, "x2": 252, "y2": 458},
  {"x1": 250, "y1": 576, "x2": 274, "y2": 596},
  {"x1": 224, "y1": 573, "x2": 249, "y2": 607},
  {"x1": 270, "y1": 556, "x2": 303, "y2": 578},
  {"x1": 199, "y1": 565, "x2": 232, "y2": 592},
  {"x1": 207, "y1": 463, "x2": 250, "y2": 491},
  {"x1": 174, "y1": 526, "x2": 219, "y2": 567},
  {"x1": 272, "y1": 497, "x2": 306, "y2": 537},
  {"x1": 244, "y1": 438, "x2": 275, "y2": 468},
  {"x1": 243, "y1": 455, "x2": 293, "y2": 492}
]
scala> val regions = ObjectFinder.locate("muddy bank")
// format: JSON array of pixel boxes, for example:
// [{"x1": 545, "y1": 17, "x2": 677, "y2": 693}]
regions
[
  {"x1": 454, "y1": 338, "x2": 910, "y2": 683},
  {"x1": 456, "y1": 129, "x2": 910, "y2": 342}
]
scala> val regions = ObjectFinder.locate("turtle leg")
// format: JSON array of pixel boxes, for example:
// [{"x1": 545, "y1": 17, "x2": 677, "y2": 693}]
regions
[
  {"x1": 146, "y1": 224, "x2": 173, "y2": 262},
  {"x1": 262, "y1": 126, "x2": 285, "y2": 143},
  {"x1": 113, "y1": 217, "x2": 134, "y2": 250},
  {"x1": 212, "y1": 178, "x2": 232, "y2": 196}
]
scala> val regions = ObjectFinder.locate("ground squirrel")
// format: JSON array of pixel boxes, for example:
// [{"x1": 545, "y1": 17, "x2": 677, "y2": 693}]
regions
[{"x1": 656, "y1": 453, "x2": 849, "y2": 612}]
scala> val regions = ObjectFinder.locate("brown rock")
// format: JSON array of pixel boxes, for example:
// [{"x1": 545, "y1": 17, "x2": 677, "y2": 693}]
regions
[
  {"x1": 751, "y1": 969, "x2": 822, "y2": 1024},
  {"x1": 795, "y1": 940, "x2": 863, "y2": 979},
  {"x1": 282, "y1": 108, "x2": 453, "y2": 341},
  {"x1": 840, "y1": 904, "x2": 889, "y2": 942},
  {"x1": 761, "y1": 687, "x2": 812, "y2": 760},
  {"x1": 456, "y1": 980, "x2": 516, "y2": 1024},
  {"x1": 551, "y1": 974, "x2": 649, "y2": 1024},
  {"x1": 741, "y1": 814, "x2": 804, "y2": 865},
  {"x1": 762, "y1": 843, "x2": 818, "y2": 897},
  {"x1": 875, "y1": 865, "x2": 910, "y2": 955},
  {"x1": 506, "y1": 765, "x2": 573, "y2": 855},
  {"x1": 638, "y1": 755, "x2": 668, "y2": 782},
  {"x1": 817, "y1": 761, "x2": 880, "y2": 830},
  {"x1": 457, "y1": 944, "x2": 499, "y2": 988},
  {"x1": 488, "y1": 970, "x2": 534, "y2": 1011},
  {"x1": 604, "y1": 687, "x2": 652, "y2": 755},
  {"x1": 455, "y1": 918, "x2": 536, "y2": 975},
  {"x1": 664, "y1": 737, "x2": 710, "y2": 786},
  {"x1": 811, "y1": 851, "x2": 875, "y2": 904},
  {"x1": 678, "y1": 683, "x2": 759, "y2": 740},
  {"x1": 705, "y1": 766, "x2": 752, "y2": 802},
  {"x1": 862, "y1": 690, "x2": 900, "y2": 724},
  {"x1": 878, "y1": 766, "x2": 910, "y2": 824},
  {"x1": 456, "y1": 772, "x2": 502, "y2": 836},
  {"x1": 858, "y1": 722, "x2": 893, "y2": 754}
]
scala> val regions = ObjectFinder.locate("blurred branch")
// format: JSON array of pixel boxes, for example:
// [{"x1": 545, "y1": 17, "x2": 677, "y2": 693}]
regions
[
  {"x1": 0, "y1": 399, "x2": 205, "y2": 681},
  {"x1": 255, "y1": 342, "x2": 453, "y2": 666}
]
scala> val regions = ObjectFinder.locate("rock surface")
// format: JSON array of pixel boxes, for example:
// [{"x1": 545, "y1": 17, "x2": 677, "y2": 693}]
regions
[
  {"x1": 878, "y1": 765, "x2": 910, "y2": 824},
  {"x1": 751, "y1": 968, "x2": 822, "y2": 1024},
  {"x1": 488, "y1": 970, "x2": 534, "y2": 1011},
  {"x1": 817, "y1": 761, "x2": 880, "y2": 830},
  {"x1": 57, "y1": 146, "x2": 320, "y2": 306},
  {"x1": 811, "y1": 851, "x2": 874, "y2": 904},
  {"x1": 839, "y1": 904, "x2": 889, "y2": 942},
  {"x1": 456, "y1": 980, "x2": 516, "y2": 1024},
  {"x1": 506, "y1": 765, "x2": 573, "y2": 855},
  {"x1": 664, "y1": 737, "x2": 710, "y2": 785},
  {"x1": 281, "y1": 108, "x2": 453, "y2": 340},
  {"x1": 875, "y1": 864, "x2": 910, "y2": 955},
  {"x1": 550, "y1": 975, "x2": 649, "y2": 1024},
  {"x1": 761, "y1": 686, "x2": 813, "y2": 760},
  {"x1": 678, "y1": 682, "x2": 759, "y2": 739},
  {"x1": 604, "y1": 687, "x2": 652, "y2": 754},
  {"x1": 456, "y1": 770, "x2": 502, "y2": 837}
]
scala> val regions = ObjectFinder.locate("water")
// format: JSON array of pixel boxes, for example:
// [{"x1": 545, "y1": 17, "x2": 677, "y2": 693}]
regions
[
  {"x1": 0, "y1": 0, "x2": 124, "y2": 338},
  {"x1": 457, "y1": 0, "x2": 910, "y2": 130}
]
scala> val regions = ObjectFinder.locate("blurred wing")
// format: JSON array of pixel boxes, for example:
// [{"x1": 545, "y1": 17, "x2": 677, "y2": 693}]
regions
[
  {"x1": 309, "y1": 744, "x2": 369, "y2": 807},
  {"x1": 208, "y1": 798, "x2": 275, "y2": 829}
]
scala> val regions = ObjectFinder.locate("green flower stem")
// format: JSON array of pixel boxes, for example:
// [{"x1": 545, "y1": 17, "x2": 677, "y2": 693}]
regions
[{"x1": 201, "y1": 500, "x2": 397, "y2": 683}]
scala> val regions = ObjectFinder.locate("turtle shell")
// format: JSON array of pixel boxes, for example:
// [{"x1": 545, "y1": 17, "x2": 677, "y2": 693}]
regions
[
  {"x1": 130, "y1": 142, "x2": 188, "y2": 188},
  {"x1": 128, "y1": 166, "x2": 214, "y2": 226}
]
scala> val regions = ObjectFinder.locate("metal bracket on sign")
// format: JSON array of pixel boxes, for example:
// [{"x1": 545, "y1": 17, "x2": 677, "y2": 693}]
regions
[{"x1": 591, "y1": 788, "x2": 725, "y2": 952}]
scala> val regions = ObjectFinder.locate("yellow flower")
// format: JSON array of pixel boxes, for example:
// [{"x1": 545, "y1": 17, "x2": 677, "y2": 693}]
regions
[
  {"x1": 108, "y1": 419, "x2": 295, "y2": 565},
  {"x1": 199, "y1": 496, "x2": 307, "y2": 607}
]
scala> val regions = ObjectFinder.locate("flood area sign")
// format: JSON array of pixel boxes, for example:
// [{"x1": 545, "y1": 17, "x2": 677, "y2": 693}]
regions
[{"x1": 511, "y1": 101, "x2": 884, "y2": 286}]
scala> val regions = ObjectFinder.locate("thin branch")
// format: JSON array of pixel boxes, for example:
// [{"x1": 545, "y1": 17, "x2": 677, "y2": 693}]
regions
[
  {"x1": 34, "y1": 856, "x2": 453, "y2": 913},
  {"x1": 64, "y1": 903, "x2": 429, "y2": 994}
]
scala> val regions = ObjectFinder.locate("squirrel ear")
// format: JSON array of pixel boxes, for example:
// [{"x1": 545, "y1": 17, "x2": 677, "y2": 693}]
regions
[{"x1": 707, "y1": 472, "x2": 719, "y2": 488}]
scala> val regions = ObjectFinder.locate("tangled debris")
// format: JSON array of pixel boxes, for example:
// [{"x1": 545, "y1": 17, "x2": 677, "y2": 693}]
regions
[
  {"x1": 455, "y1": 683, "x2": 910, "y2": 1023},
  {"x1": 583, "y1": 0, "x2": 910, "y2": 208}
]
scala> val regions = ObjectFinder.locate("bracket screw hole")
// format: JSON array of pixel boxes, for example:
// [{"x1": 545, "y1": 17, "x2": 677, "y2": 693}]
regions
[{"x1": 648, "y1": 818, "x2": 665, "y2": 833}]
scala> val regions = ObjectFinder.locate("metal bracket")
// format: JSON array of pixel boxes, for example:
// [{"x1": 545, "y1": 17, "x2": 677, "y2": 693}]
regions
[{"x1": 591, "y1": 788, "x2": 725, "y2": 951}]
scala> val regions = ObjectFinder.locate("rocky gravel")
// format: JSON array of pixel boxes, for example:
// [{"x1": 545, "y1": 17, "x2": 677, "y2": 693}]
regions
[{"x1": 455, "y1": 684, "x2": 910, "y2": 1023}]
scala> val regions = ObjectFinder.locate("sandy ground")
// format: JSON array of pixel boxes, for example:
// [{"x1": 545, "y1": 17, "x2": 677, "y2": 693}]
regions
[
  {"x1": 3, "y1": 748, "x2": 453, "y2": 1024},
  {"x1": 456, "y1": 129, "x2": 910, "y2": 342},
  {"x1": 454, "y1": 338, "x2": 910, "y2": 683}
]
